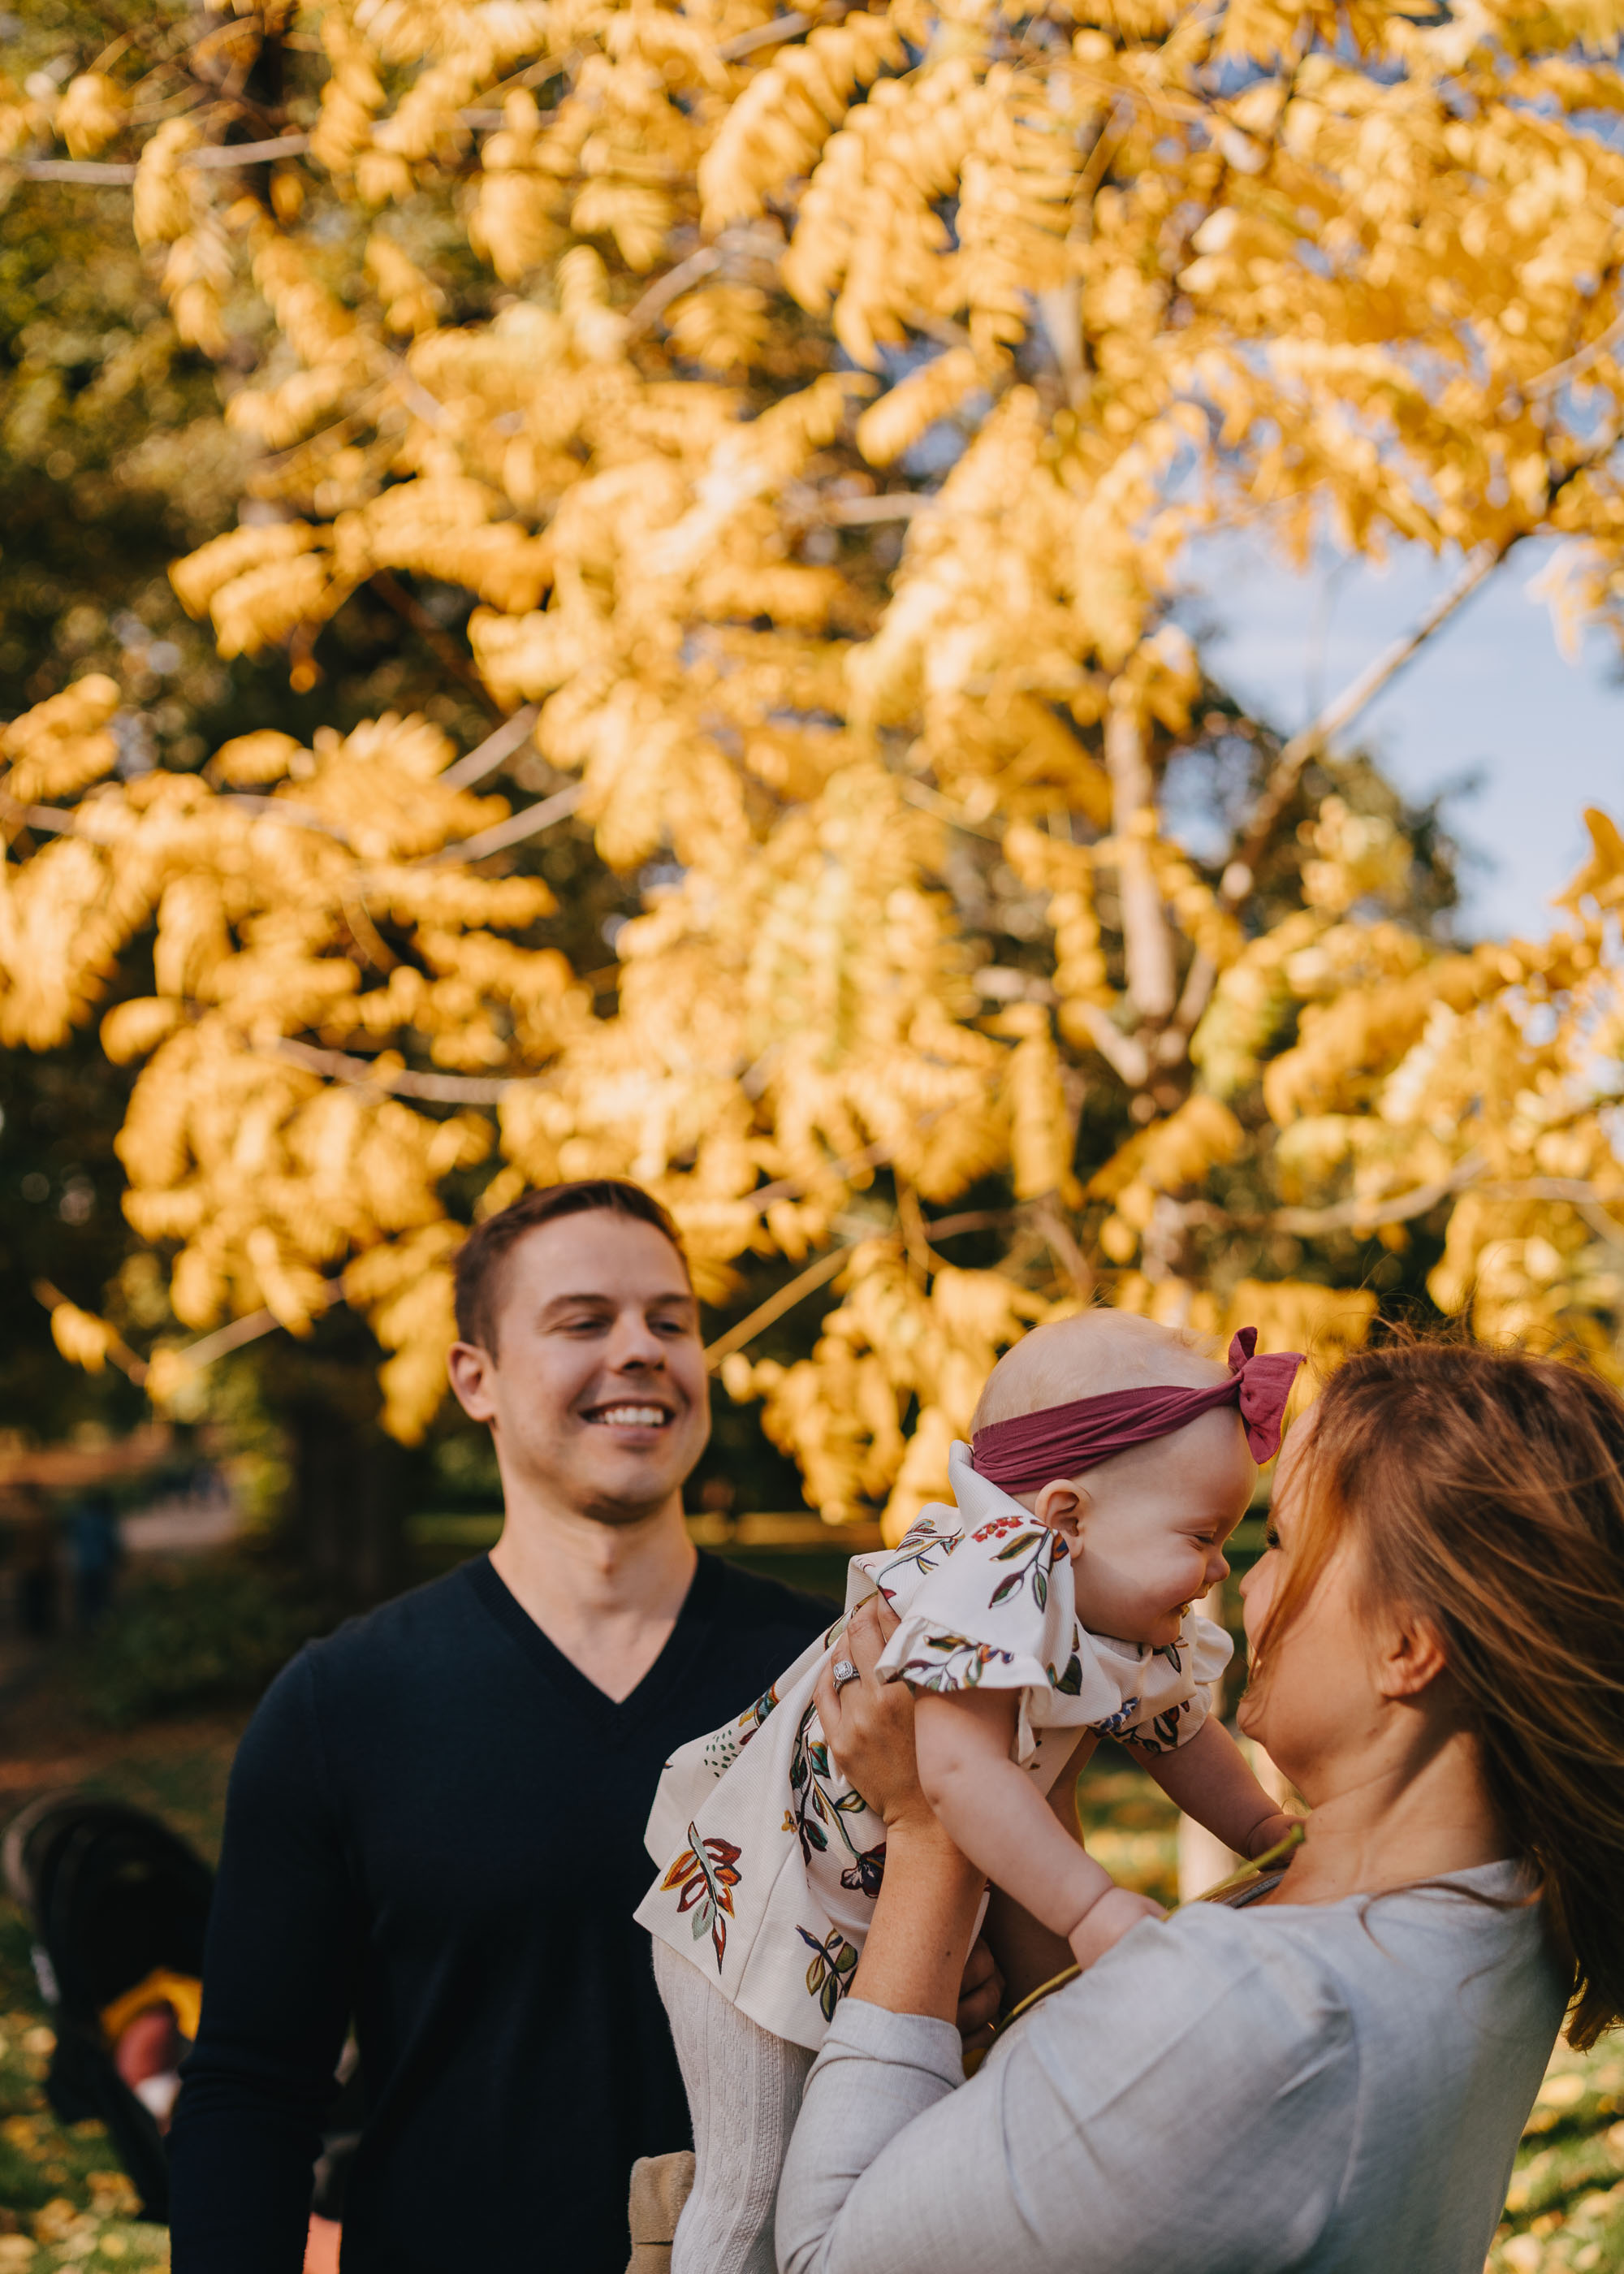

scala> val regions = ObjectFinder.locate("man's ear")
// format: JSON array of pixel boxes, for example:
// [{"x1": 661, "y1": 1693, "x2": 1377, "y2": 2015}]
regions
[
  {"x1": 1033, "y1": 1476, "x2": 1089, "y2": 1549},
  {"x1": 447, "y1": 1340, "x2": 499, "y2": 1425},
  {"x1": 1375, "y1": 1612, "x2": 1449, "y2": 1702}
]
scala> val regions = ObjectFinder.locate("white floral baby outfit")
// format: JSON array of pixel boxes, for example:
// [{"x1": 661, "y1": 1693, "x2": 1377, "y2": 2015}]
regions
[{"x1": 637, "y1": 1440, "x2": 1232, "y2": 2051}]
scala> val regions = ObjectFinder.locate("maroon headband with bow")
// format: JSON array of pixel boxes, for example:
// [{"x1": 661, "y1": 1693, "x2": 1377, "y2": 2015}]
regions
[{"x1": 970, "y1": 1326, "x2": 1303, "y2": 1492}]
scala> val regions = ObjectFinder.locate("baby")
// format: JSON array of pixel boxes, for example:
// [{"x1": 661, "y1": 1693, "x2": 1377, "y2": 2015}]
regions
[{"x1": 636, "y1": 1312, "x2": 1303, "y2": 2274}]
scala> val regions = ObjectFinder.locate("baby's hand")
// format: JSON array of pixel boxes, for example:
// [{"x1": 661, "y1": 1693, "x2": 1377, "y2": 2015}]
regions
[
  {"x1": 1067, "y1": 1885, "x2": 1164, "y2": 1970},
  {"x1": 1246, "y1": 1809, "x2": 1303, "y2": 1861}
]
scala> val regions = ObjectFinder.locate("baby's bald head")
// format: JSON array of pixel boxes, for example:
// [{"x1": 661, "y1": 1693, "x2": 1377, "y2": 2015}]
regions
[{"x1": 971, "y1": 1310, "x2": 1230, "y2": 1435}]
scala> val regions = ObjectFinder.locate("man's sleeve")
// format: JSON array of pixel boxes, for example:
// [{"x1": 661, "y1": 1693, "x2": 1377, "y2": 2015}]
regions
[{"x1": 168, "y1": 1647, "x2": 354, "y2": 2273}]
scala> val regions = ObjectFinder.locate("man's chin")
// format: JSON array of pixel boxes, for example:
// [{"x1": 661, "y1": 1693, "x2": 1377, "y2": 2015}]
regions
[{"x1": 568, "y1": 1441, "x2": 697, "y2": 1525}]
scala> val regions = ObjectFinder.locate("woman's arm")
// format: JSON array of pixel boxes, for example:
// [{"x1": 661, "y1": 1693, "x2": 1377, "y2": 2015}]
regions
[
  {"x1": 788, "y1": 1604, "x2": 1352, "y2": 2274},
  {"x1": 812, "y1": 1599, "x2": 987, "y2": 2022},
  {"x1": 778, "y1": 1904, "x2": 1354, "y2": 2274}
]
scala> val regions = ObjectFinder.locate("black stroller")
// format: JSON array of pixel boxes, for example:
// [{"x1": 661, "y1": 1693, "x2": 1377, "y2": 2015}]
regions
[
  {"x1": 3, "y1": 1788, "x2": 364, "y2": 2226},
  {"x1": 2, "y1": 1790, "x2": 213, "y2": 2220}
]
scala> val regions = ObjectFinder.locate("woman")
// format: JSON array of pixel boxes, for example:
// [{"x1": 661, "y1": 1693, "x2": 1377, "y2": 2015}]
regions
[{"x1": 776, "y1": 1340, "x2": 1624, "y2": 2274}]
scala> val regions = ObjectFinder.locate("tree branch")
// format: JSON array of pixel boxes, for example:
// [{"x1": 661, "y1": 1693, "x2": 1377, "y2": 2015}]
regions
[
  {"x1": 270, "y1": 1038, "x2": 521, "y2": 1103},
  {"x1": 624, "y1": 247, "x2": 722, "y2": 339},
  {"x1": 1181, "y1": 1163, "x2": 1624, "y2": 1251},
  {"x1": 427, "y1": 780, "x2": 584, "y2": 864},
  {"x1": 1220, "y1": 542, "x2": 1507, "y2": 906},
  {"x1": 441, "y1": 703, "x2": 540, "y2": 789},
  {"x1": 369, "y1": 571, "x2": 504, "y2": 719},
  {"x1": 704, "y1": 1207, "x2": 1010, "y2": 1368},
  {"x1": 1220, "y1": 413, "x2": 1624, "y2": 907},
  {"x1": 705, "y1": 1239, "x2": 858, "y2": 1368},
  {"x1": 1104, "y1": 688, "x2": 1176, "y2": 1023}
]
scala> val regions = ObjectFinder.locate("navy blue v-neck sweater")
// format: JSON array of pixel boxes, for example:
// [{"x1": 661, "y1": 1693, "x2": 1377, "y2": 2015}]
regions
[{"x1": 168, "y1": 1550, "x2": 833, "y2": 2272}]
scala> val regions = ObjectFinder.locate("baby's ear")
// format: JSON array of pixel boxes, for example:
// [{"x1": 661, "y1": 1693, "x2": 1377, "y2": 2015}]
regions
[{"x1": 1034, "y1": 1477, "x2": 1088, "y2": 1549}]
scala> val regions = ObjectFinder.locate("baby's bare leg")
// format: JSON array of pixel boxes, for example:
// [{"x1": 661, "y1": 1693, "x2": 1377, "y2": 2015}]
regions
[{"x1": 652, "y1": 1938, "x2": 813, "y2": 2274}]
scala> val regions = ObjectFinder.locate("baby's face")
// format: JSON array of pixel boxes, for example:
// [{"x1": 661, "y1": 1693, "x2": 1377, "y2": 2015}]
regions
[{"x1": 1035, "y1": 1406, "x2": 1255, "y2": 1648}]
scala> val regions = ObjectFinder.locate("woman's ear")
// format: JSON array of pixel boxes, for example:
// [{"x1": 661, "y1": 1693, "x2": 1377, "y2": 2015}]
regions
[
  {"x1": 1034, "y1": 1476, "x2": 1089, "y2": 1549},
  {"x1": 1374, "y1": 1612, "x2": 1449, "y2": 1702}
]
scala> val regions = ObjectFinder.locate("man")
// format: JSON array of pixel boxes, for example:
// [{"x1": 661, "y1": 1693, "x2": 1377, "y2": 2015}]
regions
[{"x1": 167, "y1": 1180, "x2": 840, "y2": 2272}]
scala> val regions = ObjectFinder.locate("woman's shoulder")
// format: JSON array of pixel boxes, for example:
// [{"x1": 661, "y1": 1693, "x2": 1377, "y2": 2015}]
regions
[{"x1": 1156, "y1": 1861, "x2": 1565, "y2": 2050}]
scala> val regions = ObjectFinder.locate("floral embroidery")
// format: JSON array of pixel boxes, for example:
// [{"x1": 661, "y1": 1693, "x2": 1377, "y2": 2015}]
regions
[
  {"x1": 969, "y1": 1512, "x2": 1029, "y2": 1546},
  {"x1": 702, "y1": 1680, "x2": 781, "y2": 1775},
  {"x1": 1153, "y1": 1638, "x2": 1183, "y2": 1675},
  {"x1": 1121, "y1": 1697, "x2": 1196, "y2": 1754},
  {"x1": 661, "y1": 1824, "x2": 742, "y2": 1971},
  {"x1": 788, "y1": 1701, "x2": 870, "y2": 1862},
  {"x1": 797, "y1": 1926, "x2": 860, "y2": 2023},
  {"x1": 871, "y1": 1521, "x2": 956, "y2": 1603},
  {"x1": 839, "y1": 1843, "x2": 886, "y2": 1899},
  {"x1": 897, "y1": 1633, "x2": 1016, "y2": 1691},
  {"x1": 1089, "y1": 1695, "x2": 1144, "y2": 1738},
  {"x1": 1048, "y1": 1652, "x2": 1083, "y2": 1695},
  {"x1": 987, "y1": 1527, "x2": 1058, "y2": 1612}
]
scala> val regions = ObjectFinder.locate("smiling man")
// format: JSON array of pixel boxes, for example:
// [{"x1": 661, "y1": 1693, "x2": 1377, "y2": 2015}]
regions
[{"x1": 167, "y1": 1182, "x2": 835, "y2": 2274}]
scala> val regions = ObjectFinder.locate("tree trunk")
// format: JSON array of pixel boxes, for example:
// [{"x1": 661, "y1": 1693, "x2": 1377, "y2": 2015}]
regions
[
  {"x1": 287, "y1": 1401, "x2": 422, "y2": 1611},
  {"x1": 1104, "y1": 691, "x2": 1176, "y2": 1023}
]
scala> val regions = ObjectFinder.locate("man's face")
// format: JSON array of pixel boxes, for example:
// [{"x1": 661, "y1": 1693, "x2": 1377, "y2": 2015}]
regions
[{"x1": 447, "y1": 1211, "x2": 710, "y2": 1526}]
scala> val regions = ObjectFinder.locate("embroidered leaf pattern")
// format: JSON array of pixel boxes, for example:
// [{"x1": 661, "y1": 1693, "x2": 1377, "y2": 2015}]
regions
[
  {"x1": 839, "y1": 1842, "x2": 887, "y2": 1900},
  {"x1": 797, "y1": 1926, "x2": 861, "y2": 2024},
  {"x1": 661, "y1": 1823, "x2": 743, "y2": 1971},
  {"x1": 897, "y1": 1634, "x2": 1016, "y2": 1692},
  {"x1": 871, "y1": 1521, "x2": 957, "y2": 1603},
  {"x1": 1088, "y1": 1694, "x2": 1144, "y2": 1739},
  {"x1": 788, "y1": 1701, "x2": 871, "y2": 1863},
  {"x1": 988, "y1": 1528, "x2": 1058, "y2": 1613},
  {"x1": 1049, "y1": 1651, "x2": 1083, "y2": 1696},
  {"x1": 1120, "y1": 1699, "x2": 1194, "y2": 1755},
  {"x1": 702, "y1": 1680, "x2": 780, "y2": 1775}
]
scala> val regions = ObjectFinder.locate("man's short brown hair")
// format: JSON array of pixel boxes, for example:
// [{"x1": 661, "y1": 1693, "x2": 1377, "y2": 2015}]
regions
[{"x1": 452, "y1": 1180, "x2": 689, "y2": 1354}]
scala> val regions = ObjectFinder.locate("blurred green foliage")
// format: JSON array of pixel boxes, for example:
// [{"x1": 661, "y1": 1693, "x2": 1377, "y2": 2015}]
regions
[{"x1": 72, "y1": 1559, "x2": 319, "y2": 1727}]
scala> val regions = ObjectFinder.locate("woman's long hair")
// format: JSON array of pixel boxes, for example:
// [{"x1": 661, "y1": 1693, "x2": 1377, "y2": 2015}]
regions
[{"x1": 1255, "y1": 1338, "x2": 1624, "y2": 2048}]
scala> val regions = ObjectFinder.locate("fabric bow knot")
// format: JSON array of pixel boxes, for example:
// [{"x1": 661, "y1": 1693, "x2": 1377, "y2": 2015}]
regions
[
  {"x1": 1224, "y1": 1326, "x2": 1302, "y2": 1464},
  {"x1": 969, "y1": 1325, "x2": 1305, "y2": 1492}
]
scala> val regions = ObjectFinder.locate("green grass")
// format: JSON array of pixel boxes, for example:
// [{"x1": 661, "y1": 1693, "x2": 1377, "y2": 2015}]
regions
[{"x1": 0, "y1": 1722, "x2": 1620, "y2": 2267}]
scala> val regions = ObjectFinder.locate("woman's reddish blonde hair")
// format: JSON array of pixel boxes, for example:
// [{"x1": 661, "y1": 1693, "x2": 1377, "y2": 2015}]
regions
[{"x1": 1257, "y1": 1337, "x2": 1624, "y2": 2048}]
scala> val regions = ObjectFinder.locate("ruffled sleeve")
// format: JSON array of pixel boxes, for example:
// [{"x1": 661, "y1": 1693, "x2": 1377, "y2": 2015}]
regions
[
  {"x1": 871, "y1": 1445, "x2": 1233, "y2": 1764},
  {"x1": 1111, "y1": 1613, "x2": 1233, "y2": 1753},
  {"x1": 872, "y1": 1448, "x2": 1125, "y2": 1749}
]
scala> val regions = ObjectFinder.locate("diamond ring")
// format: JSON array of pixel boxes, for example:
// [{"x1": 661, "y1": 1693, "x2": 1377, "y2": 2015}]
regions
[{"x1": 831, "y1": 1658, "x2": 860, "y2": 1692}]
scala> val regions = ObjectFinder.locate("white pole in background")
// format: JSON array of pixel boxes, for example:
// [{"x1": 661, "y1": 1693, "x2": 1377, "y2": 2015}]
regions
[{"x1": 1177, "y1": 1576, "x2": 1242, "y2": 1901}]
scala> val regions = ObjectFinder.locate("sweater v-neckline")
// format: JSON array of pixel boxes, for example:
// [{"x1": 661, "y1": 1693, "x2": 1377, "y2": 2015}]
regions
[{"x1": 464, "y1": 1549, "x2": 722, "y2": 1736}]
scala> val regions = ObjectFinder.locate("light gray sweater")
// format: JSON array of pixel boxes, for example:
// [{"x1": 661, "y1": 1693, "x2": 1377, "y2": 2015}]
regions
[{"x1": 776, "y1": 1863, "x2": 1565, "y2": 2274}]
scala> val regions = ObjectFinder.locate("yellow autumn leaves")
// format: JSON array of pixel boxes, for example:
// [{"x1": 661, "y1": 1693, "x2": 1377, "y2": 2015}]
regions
[{"x1": 5, "y1": 0, "x2": 1622, "y2": 1532}]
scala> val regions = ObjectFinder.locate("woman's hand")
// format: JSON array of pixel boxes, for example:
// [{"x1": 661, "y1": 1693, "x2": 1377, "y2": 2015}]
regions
[
  {"x1": 815, "y1": 1595, "x2": 990, "y2": 2026},
  {"x1": 956, "y1": 1935, "x2": 1004, "y2": 2051},
  {"x1": 814, "y1": 1595, "x2": 936, "y2": 1834}
]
